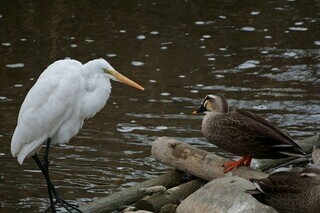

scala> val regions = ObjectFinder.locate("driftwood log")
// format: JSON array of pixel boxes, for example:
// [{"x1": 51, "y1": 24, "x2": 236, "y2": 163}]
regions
[
  {"x1": 152, "y1": 137, "x2": 267, "y2": 181},
  {"x1": 151, "y1": 134, "x2": 320, "y2": 181},
  {"x1": 79, "y1": 170, "x2": 185, "y2": 213},
  {"x1": 80, "y1": 133, "x2": 319, "y2": 212}
]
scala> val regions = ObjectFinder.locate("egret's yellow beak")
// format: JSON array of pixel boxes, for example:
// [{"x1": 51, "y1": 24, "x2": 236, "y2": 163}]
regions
[{"x1": 112, "y1": 70, "x2": 144, "y2": 91}]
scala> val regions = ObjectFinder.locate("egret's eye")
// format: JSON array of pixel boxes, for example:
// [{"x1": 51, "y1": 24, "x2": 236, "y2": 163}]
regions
[{"x1": 103, "y1": 68, "x2": 113, "y2": 74}]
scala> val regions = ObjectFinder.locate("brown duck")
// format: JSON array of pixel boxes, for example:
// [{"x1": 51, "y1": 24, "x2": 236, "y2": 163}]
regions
[
  {"x1": 193, "y1": 94, "x2": 306, "y2": 172},
  {"x1": 248, "y1": 168, "x2": 320, "y2": 213}
]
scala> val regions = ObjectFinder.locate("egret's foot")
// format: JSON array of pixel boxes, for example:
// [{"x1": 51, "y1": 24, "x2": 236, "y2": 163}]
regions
[
  {"x1": 223, "y1": 155, "x2": 252, "y2": 173},
  {"x1": 45, "y1": 198, "x2": 82, "y2": 213}
]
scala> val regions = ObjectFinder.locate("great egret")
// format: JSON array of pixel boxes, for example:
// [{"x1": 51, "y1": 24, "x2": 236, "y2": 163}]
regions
[
  {"x1": 11, "y1": 58, "x2": 144, "y2": 212},
  {"x1": 193, "y1": 94, "x2": 305, "y2": 173}
]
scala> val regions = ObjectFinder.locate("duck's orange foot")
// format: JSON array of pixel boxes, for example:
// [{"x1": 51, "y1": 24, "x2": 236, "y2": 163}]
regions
[{"x1": 223, "y1": 155, "x2": 252, "y2": 173}]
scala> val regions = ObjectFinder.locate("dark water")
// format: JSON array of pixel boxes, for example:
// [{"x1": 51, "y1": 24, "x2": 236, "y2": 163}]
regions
[{"x1": 0, "y1": 0, "x2": 319, "y2": 212}]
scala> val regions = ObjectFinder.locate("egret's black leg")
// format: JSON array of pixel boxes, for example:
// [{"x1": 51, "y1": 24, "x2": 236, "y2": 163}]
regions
[
  {"x1": 33, "y1": 153, "x2": 56, "y2": 212},
  {"x1": 33, "y1": 139, "x2": 82, "y2": 213}
]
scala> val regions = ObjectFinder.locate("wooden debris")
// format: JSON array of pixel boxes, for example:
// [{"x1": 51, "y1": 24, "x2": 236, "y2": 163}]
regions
[
  {"x1": 120, "y1": 205, "x2": 137, "y2": 212},
  {"x1": 135, "y1": 179, "x2": 204, "y2": 212},
  {"x1": 79, "y1": 133, "x2": 319, "y2": 212},
  {"x1": 151, "y1": 137, "x2": 268, "y2": 181},
  {"x1": 79, "y1": 170, "x2": 185, "y2": 213},
  {"x1": 138, "y1": 185, "x2": 167, "y2": 195},
  {"x1": 159, "y1": 204, "x2": 177, "y2": 213}
]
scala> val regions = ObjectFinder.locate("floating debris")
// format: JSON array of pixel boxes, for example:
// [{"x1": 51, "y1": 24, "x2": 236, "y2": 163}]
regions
[
  {"x1": 215, "y1": 74, "x2": 224, "y2": 79},
  {"x1": 238, "y1": 60, "x2": 260, "y2": 69},
  {"x1": 160, "y1": 92, "x2": 170, "y2": 96},
  {"x1": 2, "y1": 42, "x2": 11, "y2": 46},
  {"x1": 85, "y1": 39, "x2": 94, "y2": 43},
  {"x1": 241, "y1": 27, "x2": 255, "y2": 32},
  {"x1": 289, "y1": 27, "x2": 308, "y2": 31},
  {"x1": 131, "y1": 61, "x2": 144, "y2": 66},
  {"x1": 195, "y1": 21, "x2": 205, "y2": 25},
  {"x1": 136, "y1": 35, "x2": 146, "y2": 40},
  {"x1": 6, "y1": 63, "x2": 24, "y2": 68},
  {"x1": 138, "y1": 185, "x2": 167, "y2": 195},
  {"x1": 106, "y1": 53, "x2": 117, "y2": 57},
  {"x1": 250, "y1": 11, "x2": 260, "y2": 15},
  {"x1": 294, "y1": 22, "x2": 304, "y2": 26}
]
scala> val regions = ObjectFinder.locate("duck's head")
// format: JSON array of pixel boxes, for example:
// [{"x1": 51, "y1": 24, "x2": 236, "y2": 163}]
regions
[{"x1": 193, "y1": 94, "x2": 228, "y2": 114}]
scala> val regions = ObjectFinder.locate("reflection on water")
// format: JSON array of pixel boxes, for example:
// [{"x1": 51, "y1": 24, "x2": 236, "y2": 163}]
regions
[{"x1": 0, "y1": 0, "x2": 319, "y2": 212}]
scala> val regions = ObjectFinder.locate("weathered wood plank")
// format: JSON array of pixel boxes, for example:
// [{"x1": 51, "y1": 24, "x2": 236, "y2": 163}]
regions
[
  {"x1": 151, "y1": 137, "x2": 268, "y2": 181},
  {"x1": 79, "y1": 170, "x2": 185, "y2": 213},
  {"x1": 80, "y1": 133, "x2": 319, "y2": 212}
]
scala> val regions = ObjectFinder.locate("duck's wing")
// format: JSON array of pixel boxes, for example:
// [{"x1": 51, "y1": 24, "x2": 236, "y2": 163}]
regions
[
  {"x1": 235, "y1": 108, "x2": 293, "y2": 140},
  {"x1": 248, "y1": 170, "x2": 320, "y2": 212},
  {"x1": 233, "y1": 108, "x2": 306, "y2": 157},
  {"x1": 249, "y1": 172, "x2": 303, "y2": 194}
]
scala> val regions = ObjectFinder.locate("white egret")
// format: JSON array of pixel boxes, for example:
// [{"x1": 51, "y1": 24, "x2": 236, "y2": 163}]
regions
[{"x1": 11, "y1": 58, "x2": 144, "y2": 212}]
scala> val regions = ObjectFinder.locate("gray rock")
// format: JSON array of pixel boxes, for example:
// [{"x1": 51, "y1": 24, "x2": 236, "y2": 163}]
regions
[{"x1": 176, "y1": 176, "x2": 277, "y2": 213}]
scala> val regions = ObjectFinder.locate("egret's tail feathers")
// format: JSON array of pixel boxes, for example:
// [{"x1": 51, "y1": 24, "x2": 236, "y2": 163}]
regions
[
  {"x1": 17, "y1": 155, "x2": 27, "y2": 165},
  {"x1": 11, "y1": 135, "x2": 46, "y2": 164}
]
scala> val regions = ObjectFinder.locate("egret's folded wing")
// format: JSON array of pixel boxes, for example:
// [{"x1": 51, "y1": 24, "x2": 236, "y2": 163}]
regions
[{"x1": 11, "y1": 61, "x2": 83, "y2": 164}]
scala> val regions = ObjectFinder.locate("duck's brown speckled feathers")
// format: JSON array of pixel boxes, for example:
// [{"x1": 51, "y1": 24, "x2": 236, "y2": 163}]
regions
[
  {"x1": 248, "y1": 168, "x2": 320, "y2": 213},
  {"x1": 194, "y1": 94, "x2": 306, "y2": 172},
  {"x1": 197, "y1": 94, "x2": 305, "y2": 159}
]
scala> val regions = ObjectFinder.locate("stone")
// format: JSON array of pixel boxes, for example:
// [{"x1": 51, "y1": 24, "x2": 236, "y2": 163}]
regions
[{"x1": 176, "y1": 176, "x2": 277, "y2": 213}]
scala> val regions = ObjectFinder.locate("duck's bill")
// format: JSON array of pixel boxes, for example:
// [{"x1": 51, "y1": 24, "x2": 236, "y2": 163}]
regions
[
  {"x1": 193, "y1": 105, "x2": 207, "y2": 114},
  {"x1": 114, "y1": 71, "x2": 145, "y2": 91}
]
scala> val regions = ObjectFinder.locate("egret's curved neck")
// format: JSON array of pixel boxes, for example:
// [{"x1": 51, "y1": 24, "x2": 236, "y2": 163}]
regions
[
  {"x1": 80, "y1": 72, "x2": 111, "y2": 119},
  {"x1": 82, "y1": 60, "x2": 100, "y2": 78}
]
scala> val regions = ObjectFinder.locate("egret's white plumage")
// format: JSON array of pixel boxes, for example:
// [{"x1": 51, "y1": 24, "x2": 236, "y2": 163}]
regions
[{"x1": 11, "y1": 58, "x2": 144, "y2": 165}]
